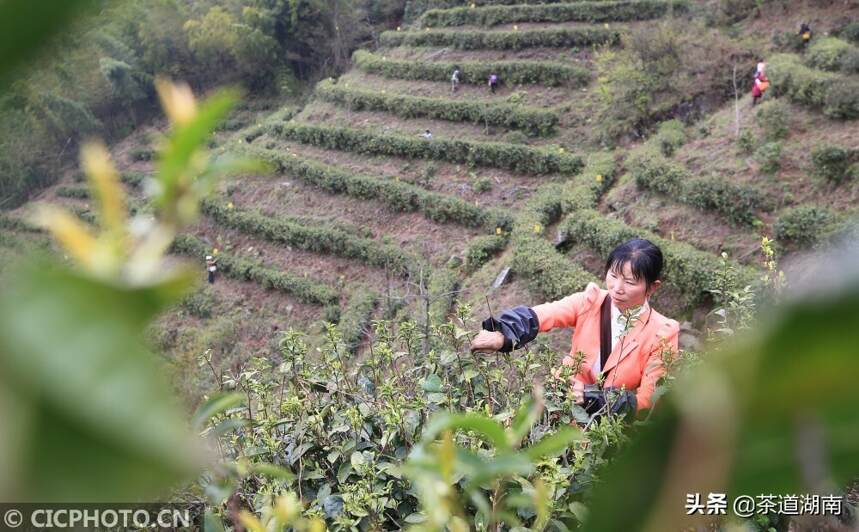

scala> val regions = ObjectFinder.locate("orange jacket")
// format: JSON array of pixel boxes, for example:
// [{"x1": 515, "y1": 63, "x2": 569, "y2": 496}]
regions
[
  {"x1": 533, "y1": 282, "x2": 680, "y2": 411},
  {"x1": 752, "y1": 75, "x2": 769, "y2": 97}
]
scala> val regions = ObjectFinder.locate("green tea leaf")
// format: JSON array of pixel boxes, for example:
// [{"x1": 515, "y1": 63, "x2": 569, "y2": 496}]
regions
[
  {"x1": 509, "y1": 395, "x2": 541, "y2": 446},
  {"x1": 0, "y1": 0, "x2": 98, "y2": 91},
  {"x1": 524, "y1": 426, "x2": 583, "y2": 461},
  {"x1": 192, "y1": 392, "x2": 245, "y2": 431},
  {"x1": 156, "y1": 89, "x2": 240, "y2": 217},
  {"x1": 421, "y1": 412, "x2": 510, "y2": 452},
  {"x1": 0, "y1": 260, "x2": 203, "y2": 501},
  {"x1": 422, "y1": 373, "x2": 443, "y2": 393},
  {"x1": 249, "y1": 462, "x2": 296, "y2": 482}
]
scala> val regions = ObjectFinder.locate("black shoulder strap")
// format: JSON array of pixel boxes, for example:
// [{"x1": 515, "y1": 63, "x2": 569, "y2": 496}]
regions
[{"x1": 599, "y1": 295, "x2": 612, "y2": 373}]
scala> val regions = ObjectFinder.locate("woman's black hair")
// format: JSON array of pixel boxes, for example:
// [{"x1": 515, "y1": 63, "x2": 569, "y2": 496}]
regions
[{"x1": 605, "y1": 238, "x2": 664, "y2": 288}]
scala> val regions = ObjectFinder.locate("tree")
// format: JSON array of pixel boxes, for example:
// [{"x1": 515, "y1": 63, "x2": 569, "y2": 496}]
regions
[
  {"x1": 185, "y1": 7, "x2": 237, "y2": 77},
  {"x1": 136, "y1": 0, "x2": 194, "y2": 79},
  {"x1": 99, "y1": 58, "x2": 153, "y2": 121},
  {"x1": 184, "y1": 5, "x2": 279, "y2": 89}
]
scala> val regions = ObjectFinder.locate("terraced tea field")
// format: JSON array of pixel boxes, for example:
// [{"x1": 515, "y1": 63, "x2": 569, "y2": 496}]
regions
[{"x1": 4, "y1": 0, "x2": 858, "y2": 374}]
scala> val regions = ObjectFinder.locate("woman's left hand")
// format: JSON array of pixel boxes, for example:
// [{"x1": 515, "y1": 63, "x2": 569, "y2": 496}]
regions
[{"x1": 470, "y1": 330, "x2": 505, "y2": 353}]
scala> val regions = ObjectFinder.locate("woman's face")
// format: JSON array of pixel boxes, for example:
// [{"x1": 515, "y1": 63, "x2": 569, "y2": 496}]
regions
[{"x1": 605, "y1": 261, "x2": 660, "y2": 312}]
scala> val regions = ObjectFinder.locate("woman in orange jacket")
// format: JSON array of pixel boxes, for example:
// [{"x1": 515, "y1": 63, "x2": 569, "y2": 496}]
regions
[
  {"x1": 752, "y1": 72, "x2": 769, "y2": 106},
  {"x1": 470, "y1": 238, "x2": 679, "y2": 413}
]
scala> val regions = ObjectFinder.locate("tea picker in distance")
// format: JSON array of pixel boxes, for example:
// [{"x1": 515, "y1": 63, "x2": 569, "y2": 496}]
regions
[
  {"x1": 752, "y1": 66, "x2": 769, "y2": 106},
  {"x1": 470, "y1": 239, "x2": 680, "y2": 416},
  {"x1": 206, "y1": 254, "x2": 217, "y2": 284},
  {"x1": 799, "y1": 22, "x2": 812, "y2": 48},
  {"x1": 451, "y1": 67, "x2": 460, "y2": 93},
  {"x1": 488, "y1": 73, "x2": 499, "y2": 94}
]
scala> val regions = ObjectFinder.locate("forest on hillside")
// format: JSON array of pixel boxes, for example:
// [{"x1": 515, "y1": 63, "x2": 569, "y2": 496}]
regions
[{"x1": 0, "y1": 0, "x2": 405, "y2": 207}]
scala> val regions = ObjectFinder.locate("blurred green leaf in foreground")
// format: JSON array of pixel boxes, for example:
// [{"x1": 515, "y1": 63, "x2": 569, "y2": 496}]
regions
[
  {"x1": 0, "y1": 0, "x2": 99, "y2": 92},
  {"x1": 0, "y1": 76, "x2": 253, "y2": 501}
]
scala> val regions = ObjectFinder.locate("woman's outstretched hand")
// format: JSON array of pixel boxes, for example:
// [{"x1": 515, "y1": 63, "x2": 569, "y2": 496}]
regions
[{"x1": 470, "y1": 330, "x2": 505, "y2": 353}]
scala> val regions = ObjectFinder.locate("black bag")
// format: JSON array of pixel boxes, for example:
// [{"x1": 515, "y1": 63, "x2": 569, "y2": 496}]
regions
[{"x1": 582, "y1": 384, "x2": 636, "y2": 418}]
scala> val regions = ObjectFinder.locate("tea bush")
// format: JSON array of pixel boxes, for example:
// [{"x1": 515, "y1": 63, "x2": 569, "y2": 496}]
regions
[
  {"x1": 271, "y1": 122, "x2": 584, "y2": 175},
  {"x1": 824, "y1": 79, "x2": 859, "y2": 119},
  {"x1": 130, "y1": 146, "x2": 155, "y2": 161},
  {"x1": 197, "y1": 309, "x2": 644, "y2": 530},
  {"x1": 706, "y1": 0, "x2": 761, "y2": 24},
  {"x1": 842, "y1": 47, "x2": 859, "y2": 74},
  {"x1": 684, "y1": 176, "x2": 765, "y2": 226},
  {"x1": 73, "y1": 207, "x2": 98, "y2": 226},
  {"x1": 315, "y1": 79, "x2": 559, "y2": 136},
  {"x1": 55, "y1": 185, "x2": 91, "y2": 199},
  {"x1": 811, "y1": 144, "x2": 859, "y2": 184},
  {"x1": 754, "y1": 99, "x2": 790, "y2": 141},
  {"x1": 630, "y1": 145, "x2": 765, "y2": 225},
  {"x1": 404, "y1": 0, "x2": 571, "y2": 22},
  {"x1": 427, "y1": 268, "x2": 460, "y2": 322},
  {"x1": 736, "y1": 128, "x2": 756, "y2": 154},
  {"x1": 240, "y1": 145, "x2": 513, "y2": 230},
  {"x1": 502, "y1": 130, "x2": 529, "y2": 145},
  {"x1": 172, "y1": 234, "x2": 340, "y2": 305},
  {"x1": 418, "y1": 161, "x2": 438, "y2": 188},
  {"x1": 465, "y1": 234, "x2": 508, "y2": 271},
  {"x1": 652, "y1": 119, "x2": 687, "y2": 157},
  {"x1": 807, "y1": 37, "x2": 854, "y2": 72},
  {"x1": 324, "y1": 304, "x2": 342, "y2": 324},
  {"x1": 352, "y1": 50, "x2": 590, "y2": 87},
  {"x1": 839, "y1": 21, "x2": 859, "y2": 45},
  {"x1": 774, "y1": 205, "x2": 839, "y2": 249},
  {"x1": 514, "y1": 231, "x2": 597, "y2": 301},
  {"x1": 628, "y1": 146, "x2": 686, "y2": 196},
  {"x1": 593, "y1": 19, "x2": 738, "y2": 142},
  {"x1": 419, "y1": 0, "x2": 688, "y2": 28},
  {"x1": 560, "y1": 209, "x2": 760, "y2": 302},
  {"x1": 379, "y1": 27, "x2": 621, "y2": 50},
  {"x1": 338, "y1": 288, "x2": 379, "y2": 354},
  {"x1": 472, "y1": 176, "x2": 493, "y2": 193},
  {"x1": 0, "y1": 214, "x2": 43, "y2": 233},
  {"x1": 510, "y1": 153, "x2": 616, "y2": 299},
  {"x1": 768, "y1": 53, "x2": 859, "y2": 119},
  {"x1": 767, "y1": 53, "x2": 831, "y2": 106},
  {"x1": 200, "y1": 200, "x2": 419, "y2": 276},
  {"x1": 121, "y1": 171, "x2": 147, "y2": 188},
  {"x1": 753, "y1": 141, "x2": 783, "y2": 175},
  {"x1": 180, "y1": 286, "x2": 219, "y2": 319}
]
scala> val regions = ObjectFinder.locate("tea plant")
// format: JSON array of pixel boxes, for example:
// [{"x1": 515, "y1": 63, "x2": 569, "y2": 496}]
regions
[{"x1": 193, "y1": 298, "x2": 666, "y2": 529}]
